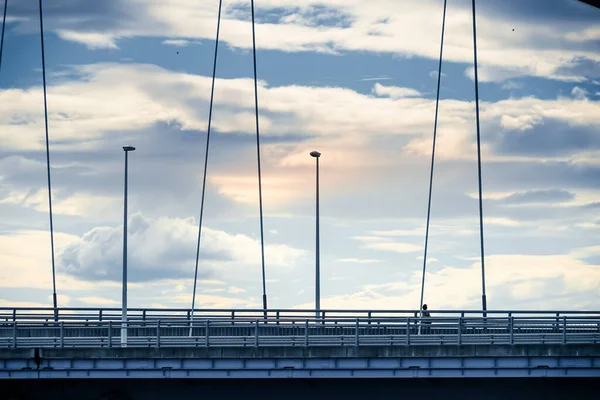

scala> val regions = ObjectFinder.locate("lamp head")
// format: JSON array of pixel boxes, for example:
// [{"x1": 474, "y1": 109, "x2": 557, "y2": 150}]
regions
[
  {"x1": 123, "y1": 146, "x2": 136, "y2": 152},
  {"x1": 309, "y1": 151, "x2": 321, "y2": 158}
]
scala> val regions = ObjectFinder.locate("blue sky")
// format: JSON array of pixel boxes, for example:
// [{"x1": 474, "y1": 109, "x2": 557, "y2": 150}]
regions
[{"x1": 0, "y1": 0, "x2": 599, "y2": 311}]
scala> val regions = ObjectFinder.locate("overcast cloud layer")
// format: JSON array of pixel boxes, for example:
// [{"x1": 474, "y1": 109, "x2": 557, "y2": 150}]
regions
[{"x1": 0, "y1": 0, "x2": 599, "y2": 311}]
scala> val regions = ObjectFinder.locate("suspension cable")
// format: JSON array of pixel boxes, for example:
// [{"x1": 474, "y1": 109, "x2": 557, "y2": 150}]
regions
[
  {"x1": 251, "y1": 0, "x2": 268, "y2": 311},
  {"x1": 471, "y1": 0, "x2": 487, "y2": 311},
  {"x1": 419, "y1": 0, "x2": 447, "y2": 318},
  {"x1": 39, "y1": 0, "x2": 58, "y2": 321},
  {"x1": 0, "y1": 0, "x2": 7, "y2": 74},
  {"x1": 191, "y1": 0, "x2": 223, "y2": 324}
]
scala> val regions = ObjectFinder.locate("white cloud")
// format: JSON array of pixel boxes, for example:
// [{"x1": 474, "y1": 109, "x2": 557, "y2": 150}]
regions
[
  {"x1": 354, "y1": 236, "x2": 421, "y2": 253},
  {"x1": 78, "y1": 296, "x2": 119, "y2": 306},
  {"x1": 162, "y1": 39, "x2": 192, "y2": 47},
  {"x1": 501, "y1": 81, "x2": 523, "y2": 90},
  {"x1": 367, "y1": 242, "x2": 422, "y2": 253},
  {"x1": 0, "y1": 188, "x2": 120, "y2": 218},
  {"x1": 55, "y1": 30, "x2": 119, "y2": 49},
  {"x1": 2, "y1": 63, "x2": 599, "y2": 165},
  {"x1": 32, "y1": 0, "x2": 600, "y2": 83},
  {"x1": 0, "y1": 230, "x2": 119, "y2": 290},
  {"x1": 500, "y1": 114, "x2": 543, "y2": 131},
  {"x1": 360, "y1": 76, "x2": 393, "y2": 82},
  {"x1": 295, "y1": 253, "x2": 600, "y2": 310},
  {"x1": 173, "y1": 293, "x2": 260, "y2": 308},
  {"x1": 429, "y1": 70, "x2": 447, "y2": 80},
  {"x1": 372, "y1": 83, "x2": 421, "y2": 98},
  {"x1": 337, "y1": 258, "x2": 383, "y2": 264},
  {"x1": 59, "y1": 212, "x2": 306, "y2": 282},
  {"x1": 571, "y1": 86, "x2": 589, "y2": 100}
]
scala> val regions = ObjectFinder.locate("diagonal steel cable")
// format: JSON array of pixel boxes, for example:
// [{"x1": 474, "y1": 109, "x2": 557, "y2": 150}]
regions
[
  {"x1": 39, "y1": 0, "x2": 58, "y2": 321},
  {"x1": 419, "y1": 0, "x2": 447, "y2": 318},
  {"x1": 251, "y1": 0, "x2": 268, "y2": 312},
  {"x1": 190, "y1": 0, "x2": 223, "y2": 326}
]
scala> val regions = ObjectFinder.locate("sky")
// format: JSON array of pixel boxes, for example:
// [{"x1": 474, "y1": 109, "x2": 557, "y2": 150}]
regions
[{"x1": 0, "y1": 0, "x2": 599, "y2": 312}]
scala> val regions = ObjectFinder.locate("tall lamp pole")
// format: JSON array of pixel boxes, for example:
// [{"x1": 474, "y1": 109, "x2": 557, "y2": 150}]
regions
[
  {"x1": 310, "y1": 151, "x2": 321, "y2": 319},
  {"x1": 121, "y1": 145, "x2": 135, "y2": 347}
]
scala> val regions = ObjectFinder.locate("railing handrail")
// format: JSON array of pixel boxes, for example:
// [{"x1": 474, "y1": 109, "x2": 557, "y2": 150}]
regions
[
  {"x1": 5, "y1": 316, "x2": 600, "y2": 325},
  {"x1": 3, "y1": 314, "x2": 598, "y2": 349},
  {"x1": 1, "y1": 307, "x2": 599, "y2": 317},
  {"x1": 3, "y1": 315, "x2": 598, "y2": 322},
  {"x1": 1, "y1": 307, "x2": 599, "y2": 313}
]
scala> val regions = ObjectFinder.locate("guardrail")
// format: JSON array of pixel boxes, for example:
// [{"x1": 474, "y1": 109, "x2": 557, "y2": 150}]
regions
[
  {"x1": 1, "y1": 307, "x2": 599, "y2": 323},
  {"x1": 1, "y1": 314, "x2": 599, "y2": 348}
]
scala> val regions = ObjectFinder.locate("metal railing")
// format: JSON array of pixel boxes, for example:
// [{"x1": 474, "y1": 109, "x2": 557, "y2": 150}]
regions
[
  {"x1": 0, "y1": 308, "x2": 598, "y2": 348},
  {"x1": 1, "y1": 307, "x2": 599, "y2": 323}
]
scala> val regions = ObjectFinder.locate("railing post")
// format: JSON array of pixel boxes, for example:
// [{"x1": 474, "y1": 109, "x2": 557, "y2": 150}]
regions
[
  {"x1": 12, "y1": 322, "x2": 17, "y2": 348},
  {"x1": 205, "y1": 320, "x2": 210, "y2": 347},
  {"x1": 355, "y1": 318, "x2": 359, "y2": 346},
  {"x1": 276, "y1": 311, "x2": 280, "y2": 325},
  {"x1": 108, "y1": 321, "x2": 112, "y2": 348},
  {"x1": 157, "y1": 320, "x2": 161, "y2": 348},
  {"x1": 368, "y1": 312, "x2": 371, "y2": 326},
  {"x1": 458, "y1": 317, "x2": 462, "y2": 345},
  {"x1": 60, "y1": 321, "x2": 64, "y2": 348},
  {"x1": 231, "y1": 311, "x2": 235, "y2": 326},
  {"x1": 321, "y1": 311, "x2": 326, "y2": 325},
  {"x1": 406, "y1": 318, "x2": 410, "y2": 346},
  {"x1": 142, "y1": 310, "x2": 146, "y2": 321},
  {"x1": 254, "y1": 319, "x2": 259, "y2": 347},
  {"x1": 12, "y1": 309, "x2": 16, "y2": 322},
  {"x1": 562, "y1": 316, "x2": 567, "y2": 344},
  {"x1": 99, "y1": 309, "x2": 103, "y2": 322},
  {"x1": 509, "y1": 316, "x2": 514, "y2": 345},
  {"x1": 304, "y1": 319, "x2": 309, "y2": 347}
]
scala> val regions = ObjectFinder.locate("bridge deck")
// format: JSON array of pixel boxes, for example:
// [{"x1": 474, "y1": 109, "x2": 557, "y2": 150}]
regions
[{"x1": 1, "y1": 308, "x2": 599, "y2": 380}]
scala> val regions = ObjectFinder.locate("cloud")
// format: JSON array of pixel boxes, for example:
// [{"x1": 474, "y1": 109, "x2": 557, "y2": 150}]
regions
[
  {"x1": 499, "y1": 114, "x2": 543, "y2": 131},
  {"x1": 59, "y1": 212, "x2": 305, "y2": 282},
  {"x1": 501, "y1": 81, "x2": 523, "y2": 90},
  {"x1": 77, "y1": 296, "x2": 119, "y2": 305},
  {"x1": 0, "y1": 230, "x2": 120, "y2": 291},
  {"x1": 295, "y1": 253, "x2": 600, "y2": 310},
  {"x1": 4, "y1": 0, "x2": 599, "y2": 83},
  {"x1": 490, "y1": 119, "x2": 600, "y2": 157},
  {"x1": 554, "y1": 57, "x2": 600, "y2": 82},
  {"x1": 55, "y1": 30, "x2": 119, "y2": 49},
  {"x1": 162, "y1": 39, "x2": 192, "y2": 47},
  {"x1": 360, "y1": 75, "x2": 392, "y2": 82},
  {"x1": 498, "y1": 189, "x2": 575, "y2": 205},
  {"x1": 354, "y1": 236, "x2": 422, "y2": 254},
  {"x1": 571, "y1": 86, "x2": 589, "y2": 100},
  {"x1": 429, "y1": 71, "x2": 447, "y2": 80},
  {"x1": 2, "y1": 62, "x2": 599, "y2": 174},
  {"x1": 1, "y1": 2, "x2": 599, "y2": 313},
  {"x1": 0, "y1": 188, "x2": 120, "y2": 218},
  {"x1": 337, "y1": 258, "x2": 383, "y2": 264},
  {"x1": 372, "y1": 83, "x2": 421, "y2": 98}
]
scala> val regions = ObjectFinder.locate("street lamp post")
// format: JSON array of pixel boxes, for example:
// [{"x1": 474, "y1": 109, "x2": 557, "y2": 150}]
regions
[
  {"x1": 122, "y1": 145, "x2": 135, "y2": 347},
  {"x1": 310, "y1": 151, "x2": 321, "y2": 320}
]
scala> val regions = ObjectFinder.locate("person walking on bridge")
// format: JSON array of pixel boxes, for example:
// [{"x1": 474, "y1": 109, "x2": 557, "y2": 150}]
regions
[{"x1": 421, "y1": 304, "x2": 431, "y2": 334}]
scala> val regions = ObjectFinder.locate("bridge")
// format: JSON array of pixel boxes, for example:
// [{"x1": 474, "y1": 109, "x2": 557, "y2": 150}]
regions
[
  {"x1": 1, "y1": 308, "x2": 599, "y2": 378},
  {"x1": 2, "y1": 1, "x2": 600, "y2": 398},
  {"x1": 1, "y1": 307, "x2": 599, "y2": 397}
]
